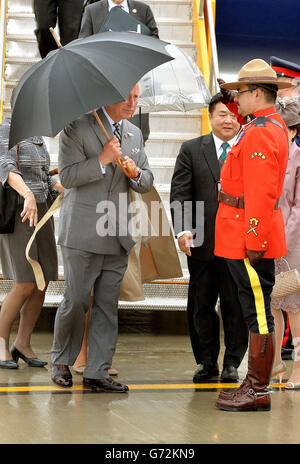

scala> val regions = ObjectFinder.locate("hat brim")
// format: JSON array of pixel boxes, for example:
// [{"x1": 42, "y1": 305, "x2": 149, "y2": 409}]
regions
[{"x1": 221, "y1": 80, "x2": 293, "y2": 90}]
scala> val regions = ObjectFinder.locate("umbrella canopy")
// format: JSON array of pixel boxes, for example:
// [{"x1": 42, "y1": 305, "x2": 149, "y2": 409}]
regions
[
  {"x1": 136, "y1": 44, "x2": 211, "y2": 113},
  {"x1": 9, "y1": 31, "x2": 173, "y2": 149}
]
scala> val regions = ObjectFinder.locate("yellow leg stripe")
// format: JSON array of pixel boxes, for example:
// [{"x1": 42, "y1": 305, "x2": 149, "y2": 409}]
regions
[{"x1": 244, "y1": 258, "x2": 268, "y2": 334}]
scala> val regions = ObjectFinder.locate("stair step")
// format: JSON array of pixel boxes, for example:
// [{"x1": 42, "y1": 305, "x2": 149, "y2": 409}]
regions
[
  {"x1": 0, "y1": 277, "x2": 189, "y2": 310},
  {"x1": 5, "y1": 35, "x2": 195, "y2": 61},
  {"x1": 149, "y1": 0, "x2": 192, "y2": 19},
  {"x1": 8, "y1": 1, "x2": 192, "y2": 20},
  {"x1": 6, "y1": 14, "x2": 193, "y2": 42},
  {"x1": 8, "y1": 0, "x2": 34, "y2": 13},
  {"x1": 146, "y1": 131, "x2": 198, "y2": 157},
  {"x1": 149, "y1": 111, "x2": 201, "y2": 133}
]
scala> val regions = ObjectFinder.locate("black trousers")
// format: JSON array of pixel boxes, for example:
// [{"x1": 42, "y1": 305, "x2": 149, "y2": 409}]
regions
[
  {"x1": 33, "y1": 0, "x2": 84, "y2": 58},
  {"x1": 187, "y1": 255, "x2": 248, "y2": 368},
  {"x1": 226, "y1": 258, "x2": 275, "y2": 334}
]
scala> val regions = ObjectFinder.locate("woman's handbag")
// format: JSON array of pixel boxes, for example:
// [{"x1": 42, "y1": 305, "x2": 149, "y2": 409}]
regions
[
  {"x1": 272, "y1": 258, "x2": 300, "y2": 299},
  {"x1": 0, "y1": 143, "x2": 20, "y2": 234}
]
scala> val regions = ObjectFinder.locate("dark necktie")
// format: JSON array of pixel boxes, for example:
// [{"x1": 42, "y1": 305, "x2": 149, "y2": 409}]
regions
[
  {"x1": 113, "y1": 122, "x2": 122, "y2": 144},
  {"x1": 219, "y1": 142, "x2": 230, "y2": 167}
]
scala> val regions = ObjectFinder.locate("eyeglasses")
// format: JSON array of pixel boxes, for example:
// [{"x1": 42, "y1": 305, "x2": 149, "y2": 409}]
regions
[{"x1": 235, "y1": 89, "x2": 255, "y2": 96}]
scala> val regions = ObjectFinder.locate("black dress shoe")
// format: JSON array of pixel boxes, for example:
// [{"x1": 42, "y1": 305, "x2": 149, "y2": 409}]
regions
[
  {"x1": 220, "y1": 365, "x2": 239, "y2": 382},
  {"x1": 10, "y1": 345, "x2": 48, "y2": 367},
  {"x1": 51, "y1": 364, "x2": 73, "y2": 387},
  {"x1": 83, "y1": 377, "x2": 129, "y2": 393},
  {"x1": 193, "y1": 363, "x2": 219, "y2": 382}
]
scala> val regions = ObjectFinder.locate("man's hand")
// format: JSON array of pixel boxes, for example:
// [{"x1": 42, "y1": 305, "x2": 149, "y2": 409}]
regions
[
  {"x1": 217, "y1": 78, "x2": 236, "y2": 104},
  {"x1": 246, "y1": 249, "x2": 265, "y2": 266},
  {"x1": 178, "y1": 233, "x2": 194, "y2": 257},
  {"x1": 99, "y1": 136, "x2": 122, "y2": 167},
  {"x1": 121, "y1": 156, "x2": 140, "y2": 179}
]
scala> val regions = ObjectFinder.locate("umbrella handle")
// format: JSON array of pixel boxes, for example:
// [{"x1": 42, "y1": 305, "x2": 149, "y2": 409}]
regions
[
  {"x1": 50, "y1": 27, "x2": 63, "y2": 49},
  {"x1": 92, "y1": 110, "x2": 137, "y2": 179}
]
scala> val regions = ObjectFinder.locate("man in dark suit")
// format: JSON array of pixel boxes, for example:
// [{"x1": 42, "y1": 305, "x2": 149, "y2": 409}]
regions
[
  {"x1": 79, "y1": 0, "x2": 159, "y2": 143},
  {"x1": 80, "y1": 0, "x2": 159, "y2": 37},
  {"x1": 33, "y1": 0, "x2": 84, "y2": 58},
  {"x1": 170, "y1": 94, "x2": 249, "y2": 382}
]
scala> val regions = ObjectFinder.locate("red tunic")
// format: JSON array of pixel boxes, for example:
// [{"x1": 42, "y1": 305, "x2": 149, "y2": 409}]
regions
[{"x1": 214, "y1": 106, "x2": 289, "y2": 259}]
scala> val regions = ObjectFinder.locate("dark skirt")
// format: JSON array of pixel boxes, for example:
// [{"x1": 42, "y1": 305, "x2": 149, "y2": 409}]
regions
[{"x1": 0, "y1": 202, "x2": 58, "y2": 282}]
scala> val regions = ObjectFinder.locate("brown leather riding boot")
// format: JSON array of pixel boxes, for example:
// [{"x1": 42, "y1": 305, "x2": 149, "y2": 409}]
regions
[{"x1": 216, "y1": 332, "x2": 274, "y2": 411}]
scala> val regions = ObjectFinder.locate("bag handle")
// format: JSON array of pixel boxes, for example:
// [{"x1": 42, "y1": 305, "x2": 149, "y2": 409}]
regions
[{"x1": 280, "y1": 257, "x2": 291, "y2": 271}]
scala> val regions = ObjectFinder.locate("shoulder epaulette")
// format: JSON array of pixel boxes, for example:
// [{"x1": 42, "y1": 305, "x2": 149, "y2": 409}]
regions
[{"x1": 254, "y1": 116, "x2": 267, "y2": 127}]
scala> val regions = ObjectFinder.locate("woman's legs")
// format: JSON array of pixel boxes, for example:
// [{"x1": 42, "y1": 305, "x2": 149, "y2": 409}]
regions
[
  {"x1": 73, "y1": 308, "x2": 90, "y2": 368},
  {"x1": 0, "y1": 282, "x2": 46, "y2": 360},
  {"x1": 271, "y1": 306, "x2": 285, "y2": 367},
  {"x1": 13, "y1": 283, "x2": 48, "y2": 358},
  {"x1": 286, "y1": 311, "x2": 300, "y2": 384},
  {"x1": 73, "y1": 296, "x2": 119, "y2": 376},
  {"x1": 0, "y1": 282, "x2": 36, "y2": 360}
]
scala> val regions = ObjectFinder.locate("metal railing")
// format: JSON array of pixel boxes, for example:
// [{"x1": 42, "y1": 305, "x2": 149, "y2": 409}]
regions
[
  {"x1": 0, "y1": 0, "x2": 8, "y2": 124},
  {"x1": 192, "y1": 0, "x2": 219, "y2": 134}
]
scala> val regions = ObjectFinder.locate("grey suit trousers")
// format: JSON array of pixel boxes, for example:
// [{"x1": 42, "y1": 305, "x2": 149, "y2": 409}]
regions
[{"x1": 51, "y1": 246, "x2": 128, "y2": 379}]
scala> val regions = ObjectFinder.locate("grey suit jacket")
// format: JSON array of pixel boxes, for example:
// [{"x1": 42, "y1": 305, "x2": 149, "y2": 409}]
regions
[
  {"x1": 79, "y1": 0, "x2": 159, "y2": 38},
  {"x1": 58, "y1": 108, "x2": 154, "y2": 255}
]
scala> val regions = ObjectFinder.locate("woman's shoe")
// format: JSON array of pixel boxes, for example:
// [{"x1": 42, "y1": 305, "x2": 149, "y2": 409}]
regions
[
  {"x1": 73, "y1": 365, "x2": 118, "y2": 376},
  {"x1": 73, "y1": 365, "x2": 85, "y2": 374},
  {"x1": 108, "y1": 367, "x2": 118, "y2": 376},
  {"x1": 285, "y1": 381, "x2": 300, "y2": 390},
  {"x1": 0, "y1": 360, "x2": 18, "y2": 369},
  {"x1": 10, "y1": 345, "x2": 48, "y2": 367},
  {"x1": 271, "y1": 361, "x2": 287, "y2": 384}
]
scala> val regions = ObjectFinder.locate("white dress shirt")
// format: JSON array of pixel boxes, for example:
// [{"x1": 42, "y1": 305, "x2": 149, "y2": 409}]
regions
[
  {"x1": 108, "y1": 0, "x2": 130, "y2": 13},
  {"x1": 177, "y1": 133, "x2": 237, "y2": 239},
  {"x1": 212, "y1": 133, "x2": 237, "y2": 161}
]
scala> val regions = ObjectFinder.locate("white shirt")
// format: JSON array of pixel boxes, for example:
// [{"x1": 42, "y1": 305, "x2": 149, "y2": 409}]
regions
[
  {"x1": 212, "y1": 133, "x2": 237, "y2": 161},
  {"x1": 108, "y1": 0, "x2": 130, "y2": 13},
  {"x1": 102, "y1": 106, "x2": 123, "y2": 135},
  {"x1": 177, "y1": 133, "x2": 237, "y2": 239}
]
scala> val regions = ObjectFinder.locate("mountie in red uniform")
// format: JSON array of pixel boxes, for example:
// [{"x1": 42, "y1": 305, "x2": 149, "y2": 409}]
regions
[
  {"x1": 215, "y1": 106, "x2": 289, "y2": 260},
  {"x1": 214, "y1": 57, "x2": 292, "y2": 413}
]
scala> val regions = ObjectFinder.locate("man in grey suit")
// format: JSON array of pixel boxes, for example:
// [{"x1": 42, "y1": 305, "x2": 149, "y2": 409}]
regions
[
  {"x1": 79, "y1": 0, "x2": 159, "y2": 144},
  {"x1": 51, "y1": 83, "x2": 154, "y2": 392}
]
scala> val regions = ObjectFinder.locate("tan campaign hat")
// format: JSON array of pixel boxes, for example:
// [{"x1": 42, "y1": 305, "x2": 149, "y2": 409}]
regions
[{"x1": 220, "y1": 59, "x2": 293, "y2": 90}]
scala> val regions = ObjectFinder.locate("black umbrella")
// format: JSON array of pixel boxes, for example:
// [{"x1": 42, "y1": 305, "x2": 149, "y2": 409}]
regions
[{"x1": 9, "y1": 30, "x2": 173, "y2": 149}]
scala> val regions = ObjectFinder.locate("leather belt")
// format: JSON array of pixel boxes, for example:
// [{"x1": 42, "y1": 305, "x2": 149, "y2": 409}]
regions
[{"x1": 218, "y1": 190, "x2": 279, "y2": 210}]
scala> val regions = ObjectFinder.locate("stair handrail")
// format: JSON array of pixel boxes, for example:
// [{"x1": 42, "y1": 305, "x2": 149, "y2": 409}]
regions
[
  {"x1": 192, "y1": 0, "x2": 219, "y2": 134},
  {"x1": 0, "y1": 0, "x2": 8, "y2": 124}
]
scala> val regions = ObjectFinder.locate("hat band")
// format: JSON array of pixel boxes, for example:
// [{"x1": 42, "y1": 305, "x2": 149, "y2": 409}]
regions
[
  {"x1": 272, "y1": 66, "x2": 300, "y2": 79},
  {"x1": 238, "y1": 76, "x2": 278, "y2": 82}
]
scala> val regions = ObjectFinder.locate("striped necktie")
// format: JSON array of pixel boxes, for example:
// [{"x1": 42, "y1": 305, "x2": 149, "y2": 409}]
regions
[
  {"x1": 219, "y1": 142, "x2": 230, "y2": 167},
  {"x1": 113, "y1": 122, "x2": 122, "y2": 143}
]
